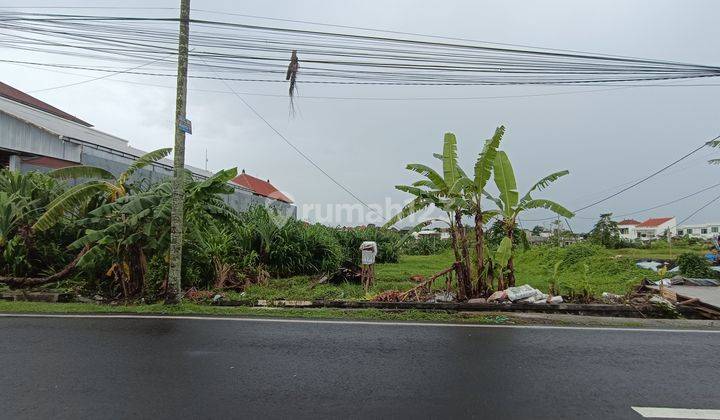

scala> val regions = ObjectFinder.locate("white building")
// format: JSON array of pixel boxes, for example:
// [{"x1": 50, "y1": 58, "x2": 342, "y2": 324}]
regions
[
  {"x1": 677, "y1": 223, "x2": 720, "y2": 239},
  {"x1": 634, "y1": 217, "x2": 677, "y2": 240},
  {"x1": 618, "y1": 219, "x2": 641, "y2": 240},
  {"x1": 412, "y1": 230, "x2": 451, "y2": 240}
]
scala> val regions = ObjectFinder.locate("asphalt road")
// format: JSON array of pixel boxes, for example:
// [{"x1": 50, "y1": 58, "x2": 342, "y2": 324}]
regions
[{"x1": 1, "y1": 315, "x2": 718, "y2": 420}]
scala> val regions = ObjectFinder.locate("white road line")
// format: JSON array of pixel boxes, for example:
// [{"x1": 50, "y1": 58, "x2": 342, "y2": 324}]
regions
[
  {"x1": 0, "y1": 313, "x2": 719, "y2": 333},
  {"x1": 632, "y1": 407, "x2": 720, "y2": 419}
]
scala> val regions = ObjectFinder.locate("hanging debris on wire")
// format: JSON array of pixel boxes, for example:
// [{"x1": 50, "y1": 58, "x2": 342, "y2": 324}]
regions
[{"x1": 286, "y1": 50, "x2": 299, "y2": 113}]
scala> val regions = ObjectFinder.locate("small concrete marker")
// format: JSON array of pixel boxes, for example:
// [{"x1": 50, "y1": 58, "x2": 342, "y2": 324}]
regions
[{"x1": 632, "y1": 407, "x2": 720, "y2": 419}]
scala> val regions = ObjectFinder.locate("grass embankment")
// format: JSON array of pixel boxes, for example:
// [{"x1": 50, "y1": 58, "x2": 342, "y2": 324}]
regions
[
  {"x1": 240, "y1": 243, "x2": 705, "y2": 300},
  {"x1": 0, "y1": 301, "x2": 512, "y2": 324},
  {"x1": 2, "y1": 243, "x2": 703, "y2": 309}
]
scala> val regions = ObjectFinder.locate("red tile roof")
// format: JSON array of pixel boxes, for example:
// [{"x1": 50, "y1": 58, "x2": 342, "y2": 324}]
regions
[
  {"x1": 0, "y1": 81, "x2": 92, "y2": 127},
  {"x1": 636, "y1": 217, "x2": 674, "y2": 228},
  {"x1": 231, "y1": 172, "x2": 293, "y2": 203},
  {"x1": 618, "y1": 219, "x2": 641, "y2": 226}
]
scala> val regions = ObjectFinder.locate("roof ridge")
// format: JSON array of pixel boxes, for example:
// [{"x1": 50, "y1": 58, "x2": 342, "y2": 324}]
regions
[{"x1": 0, "y1": 81, "x2": 92, "y2": 127}]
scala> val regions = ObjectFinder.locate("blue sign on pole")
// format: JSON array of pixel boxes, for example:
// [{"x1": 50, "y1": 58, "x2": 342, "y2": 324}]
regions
[{"x1": 178, "y1": 116, "x2": 192, "y2": 134}]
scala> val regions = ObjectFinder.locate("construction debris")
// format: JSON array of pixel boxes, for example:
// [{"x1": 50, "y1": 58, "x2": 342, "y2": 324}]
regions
[
  {"x1": 601, "y1": 292, "x2": 623, "y2": 303},
  {"x1": 488, "y1": 290, "x2": 508, "y2": 302},
  {"x1": 428, "y1": 292, "x2": 456, "y2": 303}
]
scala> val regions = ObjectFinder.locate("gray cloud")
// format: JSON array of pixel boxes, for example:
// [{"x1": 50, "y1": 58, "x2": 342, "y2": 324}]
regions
[{"x1": 2, "y1": 0, "x2": 719, "y2": 230}]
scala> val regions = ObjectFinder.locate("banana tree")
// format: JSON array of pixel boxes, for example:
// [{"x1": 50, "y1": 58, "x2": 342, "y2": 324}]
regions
[
  {"x1": 33, "y1": 148, "x2": 171, "y2": 232},
  {"x1": 454, "y1": 126, "x2": 505, "y2": 295},
  {"x1": 490, "y1": 151, "x2": 573, "y2": 286},
  {"x1": 69, "y1": 168, "x2": 240, "y2": 298},
  {"x1": 383, "y1": 133, "x2": 473, "y2": 299},
  {"x1": 483, "y1": 236, "x2": 513, "y2": 291}
]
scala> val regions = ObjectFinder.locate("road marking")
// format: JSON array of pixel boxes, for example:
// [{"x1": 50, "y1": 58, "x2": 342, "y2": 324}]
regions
[
  {"x1": 632, "y1": 407, "x2": 720, "y2": 419},
  {"x1": 0, "y1": 313, "x2": 719, "y2": 333}
]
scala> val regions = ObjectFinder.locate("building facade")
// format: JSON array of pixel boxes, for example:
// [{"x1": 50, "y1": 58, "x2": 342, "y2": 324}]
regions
[
  {"x1": 618, "y1": 219, "x2": 641, "y2": 240},
  {"x1": 677, "y1": 223, "x2": 720, "y2": 239},
  {"x1": 634, "y1": 217, "x2": 677, "y2": 240},
  {"x1": 0, "y1": 81, "x2": 295, "y2": 217}
]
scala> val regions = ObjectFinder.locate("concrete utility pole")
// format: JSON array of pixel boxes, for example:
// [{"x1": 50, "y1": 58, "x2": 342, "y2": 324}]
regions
[{"x1": 166, "y1": 0, "x2": 191, "y2": 304}]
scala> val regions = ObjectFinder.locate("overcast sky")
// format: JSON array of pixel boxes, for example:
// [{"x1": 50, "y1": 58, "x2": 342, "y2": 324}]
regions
[{"x1": 2, "y1": 0, "x2": 720, "y2": 231}]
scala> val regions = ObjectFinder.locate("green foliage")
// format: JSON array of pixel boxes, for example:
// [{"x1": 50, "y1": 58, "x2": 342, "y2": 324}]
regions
[
  {"x1": 401, "y1": 236, "x2": 450, "y2": 255},
  {"x1": 485, "y1": 220, "x2": 528, "y2": 249},
  {"x1": 144, "y1": 254, "x2": 168, "y2": 299},
  {"x1": 239, "y1": 206, "x2": 344, "y2": 277},
  {"x1": 588, "y1": 213, "x2": 621, "y2": 249},
  {"x1": 514, "y1": 243, "x2": 654, "y2": 295},
  {"x1": 0, "y1": 170, "x2": 73, "y2": 277},
  {"x1": 677, "y1": 252, "x2": 712, "y2": 278},
  {"x1": 333, "y1": 225, "x2": 400, "y2": 264},
  {"x1": 35, "y1": 148, "x2": 171, "y2": 232}
]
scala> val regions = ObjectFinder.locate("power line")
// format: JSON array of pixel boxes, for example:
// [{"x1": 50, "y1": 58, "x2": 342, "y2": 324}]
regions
[
  {"x1": 677, "y1": 192, "x2": 720, "y2": 226},
  {"x1": 522, "y1": 138, "x2": 717, "y2": 222},
  {"x1": 1, "y1": 12, "x2": 719, "y2": 87},
  {"x1": 613, "y1": 182, "x2": 720, "y2": 218},
  {"x1": 27, "y1": 52, "x2": 176, "y2": 93},
  {"x1": 206, "y1": 65, "x2": 386, "y2": 221}
]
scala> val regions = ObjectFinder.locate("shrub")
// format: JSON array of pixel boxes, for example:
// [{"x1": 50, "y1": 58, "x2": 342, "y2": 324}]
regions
[
  {"x1": 333, "y1": 226, "x2": 401, "y2": 264},
  {"x1": 561, "y1": 243, "x2": 604, "y2": 266},
  {"x1": 677, "y1": 252, "x2": 711, "y2": 278},
  {"x1": 402, "y1": 236, "x2": 450, "y2": 255}
]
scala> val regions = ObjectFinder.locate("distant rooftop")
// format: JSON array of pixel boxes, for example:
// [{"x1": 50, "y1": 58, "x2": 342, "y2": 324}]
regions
[
  {"x1": 0, "y1": 81, "x2": 91, "y2": 126},
  {"x1": 231, "y1": 171, "x2": 292, "y2": 203},
  {"x1": 636, "y1": 217, "x2": 675, "y2": 228}
]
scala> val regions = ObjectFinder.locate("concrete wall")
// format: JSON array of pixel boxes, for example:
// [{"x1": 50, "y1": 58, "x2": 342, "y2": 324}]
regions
[{"x1": 0, "y1": 111, "x2": 81, "y2": 162}]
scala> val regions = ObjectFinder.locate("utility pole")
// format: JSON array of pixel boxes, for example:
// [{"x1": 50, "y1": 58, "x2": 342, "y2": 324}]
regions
[{"x1": 166, "y1": 0, "x2": 191, "y2": 304}]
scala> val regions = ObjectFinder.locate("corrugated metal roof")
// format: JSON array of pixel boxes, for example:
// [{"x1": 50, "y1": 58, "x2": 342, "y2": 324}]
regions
[
  {"x1": 0, "y1": 95, "x2": 220, "y2": 180},
  {"x1": 0, "y1": 81, "x2": 91, "y2": 126},
  {"x1": 0, "y1": 95, "x2": 129, "y2": 150}
]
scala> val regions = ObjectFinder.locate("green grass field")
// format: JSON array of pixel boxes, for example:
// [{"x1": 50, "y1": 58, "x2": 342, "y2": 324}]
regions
[{"x1": 237, "y1": 242, "x2": 708, "y2": 301}]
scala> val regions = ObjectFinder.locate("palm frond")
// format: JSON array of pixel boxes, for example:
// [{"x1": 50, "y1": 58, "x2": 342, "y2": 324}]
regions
[
  {"x1": 483, "y1": 191, "x2": 504, "y2": 211},
  {"x1": 49, "y1": 166, "x2": 116, "y2": 181},
  {"x1": 449, "y1": 176, "x2": 473, "y2": 196},
  {"x1": 33, "y1": 181, "x2": 116, "y2": 231},
  {"x1": 412, "y1": 179, "x2": 436, "y2": 188},
  {"x1": 519, "y1": 170, "x2": 569, "y2": 204},
  {"x1": 118, "y1": 148, "x2": 172, "y2": 186},
  {"x1": 474, "y1": 125, "x2": 505, "y2": 192},
  {"x1": 383, "y1": 197, "x2": 429, "y2": 228},
  {"x1": 442, "y1": 132, "x2": 460, "y2": 188},
  {"x1": 493, "y1": 151, "x2": 519, "y2": 213},
  {"x1": 405, "y1": 163, "x2": 447, "y2": 191},
  {"x1": 521, "y1": 199, "x2": 574, "y2": 218},
  {"x1": 395, "y1": 184, "x2": 430, "y2": 198}
]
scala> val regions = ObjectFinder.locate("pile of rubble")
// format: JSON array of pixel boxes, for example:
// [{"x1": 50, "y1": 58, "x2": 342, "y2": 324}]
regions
[{"x1": 485, "y1": 284, "x2": 564, "y2": 305}]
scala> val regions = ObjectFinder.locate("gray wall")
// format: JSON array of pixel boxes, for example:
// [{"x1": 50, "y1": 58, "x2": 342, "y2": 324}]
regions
[{"x1": 0, "y1": 111, "x2": 81, "y2": 162}]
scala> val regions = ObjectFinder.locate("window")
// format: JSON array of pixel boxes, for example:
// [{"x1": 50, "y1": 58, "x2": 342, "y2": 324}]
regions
[
  {"x1": 702, "y1": 228, "x2": 708, "y2": 234},
  {"x1": 687, "y1": 228, "x2": 694, "y2": 234},
  {"x1": 678, "y1": 230, "x2": 684, "y2": 236},
  {"x1": 620, "y1": 228, "x2": 629, "y2": 234},
  {"x1": 713, "y1": 227, "x2": 719, "y2": 233}
]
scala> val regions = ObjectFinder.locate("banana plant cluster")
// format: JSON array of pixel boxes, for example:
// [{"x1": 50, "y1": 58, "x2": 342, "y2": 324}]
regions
[
  {"x1": 384, "y1": 126, "x2": 574, "y2": 299},
  {"x1": 68, "y1": 168, "x2": 240, "y2": 298}
]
